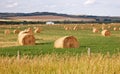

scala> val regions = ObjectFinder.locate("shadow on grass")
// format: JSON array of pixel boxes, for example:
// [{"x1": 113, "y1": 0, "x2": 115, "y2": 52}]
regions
[
  {"x1": 80, "y1": 45, "x2": 96, "y2": 48},
  {"x1": 35, "y1": 42, "x2": 52, "y2": 45}
]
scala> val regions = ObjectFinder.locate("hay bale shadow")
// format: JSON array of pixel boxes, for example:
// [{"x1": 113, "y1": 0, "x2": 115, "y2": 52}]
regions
[{"x1": 36, "y1": 42, "x2": 52, "y2": 45}]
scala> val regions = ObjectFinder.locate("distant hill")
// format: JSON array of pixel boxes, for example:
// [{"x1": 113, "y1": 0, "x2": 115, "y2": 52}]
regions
[
  {"x1": 0, "y1": 12, "x2": 96, "y2": 18},
  {"x1": 0, "y1": 12, "x2": 120, "y2": 23}
]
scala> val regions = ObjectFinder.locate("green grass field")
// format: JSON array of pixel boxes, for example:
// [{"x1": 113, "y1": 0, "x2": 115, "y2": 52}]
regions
[{"x1": 0, "y1": 24, "x2": 120, "y2": 56}]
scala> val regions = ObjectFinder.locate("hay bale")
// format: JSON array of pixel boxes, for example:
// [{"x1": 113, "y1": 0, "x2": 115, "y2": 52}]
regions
[
  {"x1": 101, "y1": 30, "x2": 110, "y2": 36},
  {"x1": 54, "y1": 36, "x2": 79, "y2": 48},
  {"x1": 17, "y1": 26, "x2": 20, "y2": 29},
  {"x1": 107, "y1": 25, "x2": 111, "y2": 29},
  {"x1": 18, "y1": 30, "x2": 31, "y2": 38},
  {"x1": 91, "y1": 24, "x2": 94, "y2": 26},
  {"x1": 73, "y1": 26, "x2": 78, "y2": 30},
  {"x1": 13, "y1": 29, "x2": 20, "y2": 34},
  {"x1": 64, "y1": 26, "x2": 72, "y2": 30},
  {"x1": 34, "y1": 27, "x2": 41, "y2": 33},
  {"x1": 113, "y1": 27, "x2": 119, "y2": 31},
  {"x1": 64, "y1": 26, "x2": 70, "y2": 30},
  {"x1": 9, "y1": 26, "x2": 12, "y2": 29},
  {"x1": 81, "y1": 26, "x2": 84, "y2": 30},
  {"x1": 92, "y1": 28, "x2": 99, "y2": 33},
  {"x1": 18, "y1": 30, "x2": 35, "y2": 45},
  {"x1": 4, "y1": 29, "x2": 10, "y2": 34},
  {"x1": 26, "y1": 27, "x2": 33, "y2": 34},
  {"x1": 101, "y1": 26, "x2": 106, "y2": 30},
  {"x1": 18, "y1": 31, "x2": 35, "y2": 45},
  {"x1": 34, "y1": 27, "x2": 37, "y2": 29}
]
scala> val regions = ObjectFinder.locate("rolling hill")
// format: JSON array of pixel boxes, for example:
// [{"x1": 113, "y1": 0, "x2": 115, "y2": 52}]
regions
[{"x1": 0, "y1": 12, "x2": 120, "y2": 23}]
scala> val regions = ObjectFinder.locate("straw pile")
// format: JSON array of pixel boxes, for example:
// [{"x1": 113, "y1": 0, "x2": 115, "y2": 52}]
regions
[
  {"x1": 54, "y1": 36, "x2": 79, "y2": 48},
  {"x1": 4, "y1": 29, "x2": 10, "y2": 34},
  {"x1": 18, "y1": 30, "x2": 35, "y2": 45},
  {"x1": 101, "y1": 30, "x2": 111, "y2": 36},
  {"x1": 13, "y1": 29, "x2": 20, "y2": 34}
]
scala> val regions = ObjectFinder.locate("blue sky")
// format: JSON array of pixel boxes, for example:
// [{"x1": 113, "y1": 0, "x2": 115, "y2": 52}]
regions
[{"x1": 0, "y1": 0, "x2": 120, "y2": 16}]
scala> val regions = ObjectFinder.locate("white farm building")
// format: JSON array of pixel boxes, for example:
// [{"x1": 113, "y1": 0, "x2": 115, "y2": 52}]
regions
[{"x1": 46, "y1": 21, "x2": 54, "y2": 25}]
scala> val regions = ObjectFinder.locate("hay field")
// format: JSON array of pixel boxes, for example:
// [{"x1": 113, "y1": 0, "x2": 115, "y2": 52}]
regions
[
  {"x1": 6, "y1": 15, "x2": 95, "y2": 22},
  {"x1": 0, "y1": 23, "x2": 120, "y2": 56},
  {"x1": 0, "y1": 23, "x2": 120, "y2": 73}
]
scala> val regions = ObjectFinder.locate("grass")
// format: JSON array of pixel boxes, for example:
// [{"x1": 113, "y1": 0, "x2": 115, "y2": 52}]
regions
[
  {"x1": 0, "y1": 24, "x2": 120, "y2": 56},
  {"x1": 0, "y1": 23, "x2": 120, "y2": 74},
  {"x1": 0, "y1": 54, "x2": 120, "y2": 74}
]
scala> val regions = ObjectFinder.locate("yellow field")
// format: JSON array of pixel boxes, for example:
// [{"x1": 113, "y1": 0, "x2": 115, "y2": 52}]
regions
[{"x1": 0, "y1": 54, "x2": 120, "y2": 74}]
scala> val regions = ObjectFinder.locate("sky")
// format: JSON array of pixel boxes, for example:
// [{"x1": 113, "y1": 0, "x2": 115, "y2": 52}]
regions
[{"x1": 0, "y1": 0, "x2": 120, "y2": 16}]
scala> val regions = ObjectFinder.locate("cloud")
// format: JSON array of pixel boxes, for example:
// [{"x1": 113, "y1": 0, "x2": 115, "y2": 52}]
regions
[
  {"x1": 6, "y1": 2, "x2": 18, "y2": 8},
  {"x1": 84, "y1": 0, "x2": 96, "y2": 5}
]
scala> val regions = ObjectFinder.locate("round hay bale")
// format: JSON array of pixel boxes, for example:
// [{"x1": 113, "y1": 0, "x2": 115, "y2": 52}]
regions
[
  {"x1": 81, "y1": 26, "x2": 84, "y2": 30},
  {"x1": 18, "y1": 30, "x2": 30, "y2": 38},
  {"x1": 101, "y1": 26, "x2": 106, "y2": 30},
  {"x1": 107, "y1": 25, "x2": 111, "y2": 29},
  {"x1": 92, "y1": 28, "x2": 99, "y2": 33},
  {"x1": 113, "y1": 27, "x2": 119, "y2": 31},
  {"x1": 18, "y1": 33, "x2": 35, "y2": 45},
  {"x1": 17, "y1": 26, "x2": 20, "y2": 29},
  {"x1": 91, "y1": 24, "x2": 94, "y2": 26},
  {"x1": 9, "y1": 26, "x2": 12, "y2": 29},
  {"x1": 34, "y1": 27, "x2": 37, "y2": 29},
  {"x1": 13, "y1": 29, "x2": 20, "y2": 34},
  {"x1": 63, "y1": 26, "x2": 66, "y2": 29},
  {"x1": 64, "y1": 27, "x2": 69, "y2": 30},
  {"x1": 68, "y1": 27, "x2": 72, "y2": 30},
  {"x1": 101, "y1": 30, "x2": 111, "y2": 36},
  {"x1": 54, "y1": 36, "x2": 79, "y2": 48},
  {"x1": 34, "y1": 27, "x2": 41, "y2": 33},
  {"x1": 4, "y1": 29, "x2": 10, "y2": 34},
  {"x1": 73, "y1": 26, "x2": 78, "y2": 30},
  {"x1": 26, "y1": 27, "x2": 33, "y2": 34}
]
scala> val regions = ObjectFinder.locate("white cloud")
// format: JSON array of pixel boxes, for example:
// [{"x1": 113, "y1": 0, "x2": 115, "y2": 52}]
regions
[
  {"x1": 84, "y1": 0, "x2": 96, "y2": 5},
  {"x1": 6, "y1": 2, "x2": 18, "y2": 8}
]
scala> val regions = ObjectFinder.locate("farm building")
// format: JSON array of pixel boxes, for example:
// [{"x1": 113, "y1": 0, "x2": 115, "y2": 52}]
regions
[{"x1": 46, "y1": 21, "x2": 54, "y2": 25}]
